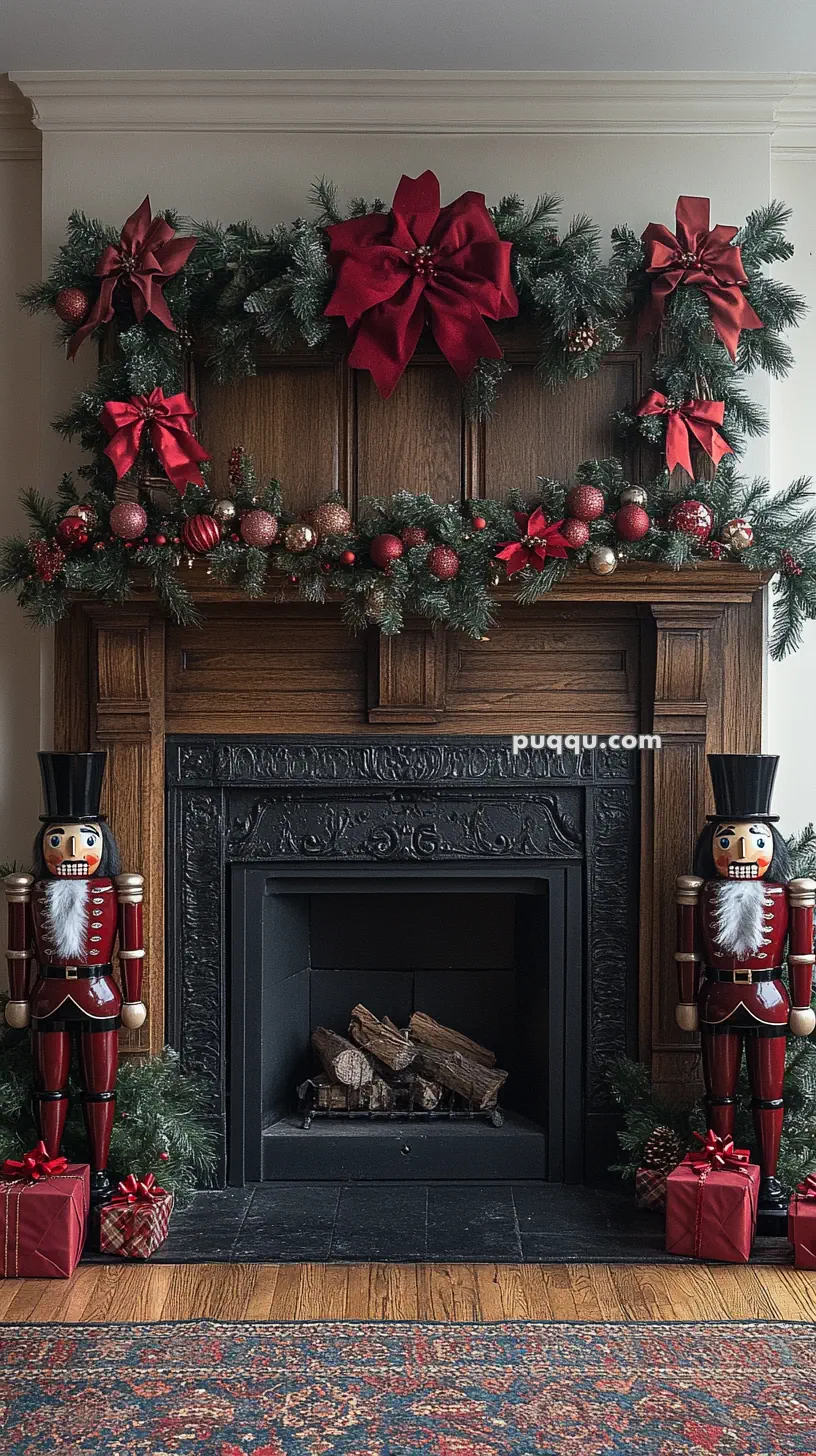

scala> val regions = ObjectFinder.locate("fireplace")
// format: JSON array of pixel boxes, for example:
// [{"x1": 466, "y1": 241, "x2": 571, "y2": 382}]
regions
[{"x1": 166, "y1": 735, "x2": 639, "y2": 1185}]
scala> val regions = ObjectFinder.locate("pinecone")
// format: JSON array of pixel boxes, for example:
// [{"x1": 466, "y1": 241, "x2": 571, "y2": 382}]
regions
[
  {"x1": 566, "y1": 324, "x2": 600, "y2": 355},
  {"x1": 642, "y1": 1125, "x2": 684, "y2": 1173}
]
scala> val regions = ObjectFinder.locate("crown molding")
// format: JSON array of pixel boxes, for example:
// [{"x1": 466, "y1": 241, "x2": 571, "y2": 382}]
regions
[
  {"x1": 8, "y1": 69, "x2": 816, "y2": 137},
  {"x1": 0, "y1": 75, "x2": 40, "y2": 159}
]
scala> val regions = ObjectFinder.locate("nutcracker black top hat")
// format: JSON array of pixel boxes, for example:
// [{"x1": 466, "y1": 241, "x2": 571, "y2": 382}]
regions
[
  {"x1": 38, "y1": 752, "x2": 107, "y2": 822},
  {"x1": 706, "y1": 753, "x2": 780, "y2": 823}
]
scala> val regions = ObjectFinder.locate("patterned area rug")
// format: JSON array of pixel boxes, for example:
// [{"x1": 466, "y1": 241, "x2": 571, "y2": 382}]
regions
[{"x1": 1, "y1": 1319, "x2": 815, "y2": 1454}]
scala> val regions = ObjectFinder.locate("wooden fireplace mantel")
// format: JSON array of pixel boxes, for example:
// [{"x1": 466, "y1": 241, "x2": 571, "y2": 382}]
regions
[{"x1": 53, "y1": 560, "x2": 769, "y2": 1102}]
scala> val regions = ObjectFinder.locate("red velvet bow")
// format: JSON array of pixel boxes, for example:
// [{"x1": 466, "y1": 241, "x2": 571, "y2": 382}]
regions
[
  {"x1": 796, "y1": 1174, "x2": 816, "y2": 1201},
  {"x1": 495, "y1": 507, "x2": 572, "y2": 577},
  {"x1": 635, "y1": 390, "x2": 733, "y2": 476},
  {"x1": 100, "y1": 387, "x2": 210, "y2": 492},
  {"x1": 69, "y1": 197, "x2": 196, "y2": 359},
  {"x1": 638, "y1": 196, "x2": 762, "y2": 361},
  {"x1": 690, "y1": 1129, "x2": 750, "y2": 1174},
  {"x1": 111, "y1": 1172, "x2": 167, "y2": 1206},
  {"x1": 324, "y1": 170, "x2": 518, "y2": 398},
  {"x1": 1, "y1": 1141, "x2": 68, "y2": 1182}
]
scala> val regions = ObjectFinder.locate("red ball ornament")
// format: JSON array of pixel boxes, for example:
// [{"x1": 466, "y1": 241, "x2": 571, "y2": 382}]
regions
[
  {"x1": 154, "y1": 534, "x2": 167, "y2": 547},
  {"x1": 564, "y1": 484, "x2": 605, "y2": 522},
  {"x1": 614, "y1": 503, "x2": 651, "y2": 542},
  {"x1": 370, "y1": 533, "x2": 404, "y2": 569},
  {"x1": 55, "y1": 517, "x2": 89, "y2": 550},
  {"x1": 158, "y1": 1151, "x2": 170, "y2": 1162},
  {"x1": 401, "y1": 526, "x2": 428, "y2": 548},
  {"x1": 340, "y1": 549, "x2": 356, "y2": 566},
  {"x1": 239, "y1": 509, "x2": 279, "y2": 548},
  {"x1": 560, "y1": 517, "x2": 591, "y2": 549},
  {"x1": 109, "y1": 502, "x2": 148, "y2": 541},
  {"x1": 181, "y1": 513, "x2": 222, "y2": 554},
  {"x1": 54, "y1": 287, "x2": 89, "y2": 326},
  {"x1": 472, "y1": 516, "x2": 487, "y2": 531},
  {"x1": 427, "y1": 545, "x2": 460, "y2": 581},
  {"x1": 668, "y1": 499, "x2": 714, "y2": 542}
]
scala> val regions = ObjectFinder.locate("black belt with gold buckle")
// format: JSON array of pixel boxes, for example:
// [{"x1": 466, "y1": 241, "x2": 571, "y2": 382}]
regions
[
  {"x1": 706, "y1": 967, "x2": 778, "y2": 984},
  {"x1": 40, "y1": 963, "x2": 112, "y2": 980}
]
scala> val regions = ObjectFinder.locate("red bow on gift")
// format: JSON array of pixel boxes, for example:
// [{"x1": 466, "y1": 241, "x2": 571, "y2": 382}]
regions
[
  {"x1": 324, "y1": 170, "x2": 518, "y2": 399},
  {"x1": 69, "y1": 197, "x2": 196, "y2": 359},
  {"x1": 1, "y1": 1141, "x2": 68, "y2": 1182},
  {"x1": 100, "y1": 387, "x2": 210, "y2": 493},
  {"x1": 638, "y1": 196, "x2": 762, "y2": 361},
  {"x1": 796, "y1": 1174, "x2": 816, "y2": 1201},
  {"x1": 495, "y1": 508, "x2": 572, "y2": 577},
  {"x1": 635, "y1": 390, "x2": 733, "y2": 477},
  {"x1": 690, "y1": 1129, "x2": 750, "y2": 1173},
  {"x1": 111, "y1": 1172, "x2": 167, "y2": 1206}
]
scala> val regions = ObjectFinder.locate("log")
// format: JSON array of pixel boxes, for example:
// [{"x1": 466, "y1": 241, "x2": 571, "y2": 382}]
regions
[
  {"x1": 348, "y1": 1004, "x2": 417, "y2": 1071},
  {"x1": 311, "y1": 1026, "x2": 374, "y2": 1087},
  {"x1": 408, "y1": 1011, "x2": 496, "y2": 1068},
  {"x1": 412, "y1": 1045, "x2": 508, "y2": 1109},
  {"x1": 406, "y1": 1074, "x2": 441, "y2": 1110}
]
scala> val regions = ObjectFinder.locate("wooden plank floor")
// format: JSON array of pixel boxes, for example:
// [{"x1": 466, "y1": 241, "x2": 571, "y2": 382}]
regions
[{"x1": 1, "y1": 1263, "x2": 815, "y2": 1323}]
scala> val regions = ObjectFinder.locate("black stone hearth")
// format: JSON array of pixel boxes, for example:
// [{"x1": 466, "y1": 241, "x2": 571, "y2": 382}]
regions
[{"x1": 166, "y1": 737, "x2": 639, "y2": 1187}]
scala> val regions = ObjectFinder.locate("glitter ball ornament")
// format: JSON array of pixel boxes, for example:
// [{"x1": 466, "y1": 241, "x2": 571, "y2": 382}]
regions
[
  {"x1": 427, "y1": 545, "x2": 460, "y2": 580},
  {"x1": 565, "y1": 484, "x2": 605, "y2": 522},
  {"x1": 240, "y1": 509, "x2": 278, "y2": 548},
  {"x1": 213, "y1": 498, "x2": 237, "y2": 525},
  {"x1": 668, "y1": 499, "x2": 714, "y2": 542},
  {"x1": 560, "y1": 517, "x2": 591, "y2": 549},
  {"x1": 589, "y1": 545, "x2": 618, "y2": 576},
  {"x1": 620, "y1": 485, "x2": 648, "y2": 509},
  {"x1": 720, "y1": 517, "x2": 754, "y2": 553},
  {"x1": 310, "y1": 500, "x2": 353, "y2": 538},
  {"x1": 340, "y1": 549, "x2": 356, "y2": 566},
  {"x1": 55, "y1": 516, "x2": 89, "y2": 550},
  {"x1": 65, "y1": 503, "x2": 97, "y2": 529},
  {"x1": 30, "y1": 540, "x2": 65, "y2": 583},
  {"x1": 283, "y1": 522, "x2": 316, "y2": 554},
  {"x1": 54, "y1": 287, "x2": 90, "y2": 326},
  {"x1": 369, "y1": 533, "x2": 404, "y2": 569},
  {"x1": 615, "y1": 503, "x2": 651, "y2": 542},
  {"x1": 401, "y1": 526, "x2": 428, "y2": 549},
  {"x1": 566, "y1": 324, "x2": 599, "y2": 354},
  {"x1": 109, "y1": 501, "x2": 148, "y2": 541},
  {"x1": 181, "y1": 513, "x2": 222, "y2": 554}
]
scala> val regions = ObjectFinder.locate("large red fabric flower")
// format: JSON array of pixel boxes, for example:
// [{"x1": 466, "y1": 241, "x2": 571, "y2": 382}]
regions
[
  {"x1": 69, "y1": 196, "x2": 196, "y2": 358},
  {"x1": 638, "y1": 195, "x2": 762, "y2": 360},
  {"x1": 496, "y1": 508, "x2": 572, "y2": 577},
  {"x1": 324, "y1": 170, "x2": 518, "y2": 398},
  {"x1": 635, "y1": 390, "x2": 732, "y2": 476},
  {"x1": 100, "y1": 387, "x2": 210, "y2": 493}
]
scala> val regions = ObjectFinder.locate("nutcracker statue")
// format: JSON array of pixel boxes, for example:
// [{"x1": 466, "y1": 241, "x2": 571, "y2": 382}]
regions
[
  {"x1": 676, "y1": 754, "x2": 816, "y2": 1231},
  {"x1": 3, "y1": 752, "x2": 146, "y2": 1208}
]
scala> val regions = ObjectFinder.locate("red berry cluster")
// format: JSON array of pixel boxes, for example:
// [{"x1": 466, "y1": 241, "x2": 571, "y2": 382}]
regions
[{"x1": 781, "y1": 549, "x2": 804, "y2": 577}]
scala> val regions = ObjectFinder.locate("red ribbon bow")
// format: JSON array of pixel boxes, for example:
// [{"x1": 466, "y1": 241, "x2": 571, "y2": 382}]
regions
[
  {"x1": 324, "y1": 170, "x2": 518, "y2": 399},
  {"x1": 1, "y1": 1141, "x2": 68, "y2": 1182},
  {"x1": 69, "y1": 197, "x2": 196, "y2": 359},
  {"x1": 690, "y1": 1129, "x2": 750, "y2": 1174},
  {"x1": 796, "y1": 1174, "x2": 816, "y2": 1201},
  {"x1": 635, "y1": 390, "x2": 733, "y2": 476},
  {"x1": 100, "y1": 387, "x2": 210, "y2": 493},
  {"x1": 111, "y1": 1172, "x2": 167, "y2": 1206},
  {"x1": 495, "y1": 508, "x2": 572, "y2": 577},
  {"x1": 638, "y1": 195, "x2": 762, "y2": 361}
]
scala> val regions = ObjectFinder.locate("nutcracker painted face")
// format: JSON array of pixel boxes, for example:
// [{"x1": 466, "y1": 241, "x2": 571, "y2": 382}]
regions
[
  {"x1": 41, "y1": 820, "x2": 104, "y2": 878},
  {"x1": 712, "y1": 820, "x2": 773, "y2": 880}
]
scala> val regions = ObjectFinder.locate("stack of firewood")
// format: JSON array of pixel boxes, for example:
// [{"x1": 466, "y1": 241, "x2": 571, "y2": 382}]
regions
[{"x1": 305, "y1": 1006, "x2": 508, "y2": 1113}]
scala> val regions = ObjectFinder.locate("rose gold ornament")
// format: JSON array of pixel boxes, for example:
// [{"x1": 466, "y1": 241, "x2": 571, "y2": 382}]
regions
[
  {"x1": 309, "y1": 500, "x2": 353, "y2": 538},
  {"x1": 240, "y1": 509, "x2": 279, "y2": 548},
  {"x1": 560, "y1": 517, "x2": 590, "y2": 549},
  {"x1": 109, "y1": 502, "x2": 148, "y2": 540},
  {"x1": 283, "y1": 522, "x2": 316, "y2": 554}
]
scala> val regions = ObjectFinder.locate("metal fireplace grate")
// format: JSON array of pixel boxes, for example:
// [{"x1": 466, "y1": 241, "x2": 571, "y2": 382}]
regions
[{"x1": 298, "y1": 1078, "x2": 504, "y2": 1129}]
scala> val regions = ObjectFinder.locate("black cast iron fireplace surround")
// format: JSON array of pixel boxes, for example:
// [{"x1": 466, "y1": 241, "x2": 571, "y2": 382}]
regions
[{"x1": 166, "y1": 737, "x2": 638, "y2": 1187}]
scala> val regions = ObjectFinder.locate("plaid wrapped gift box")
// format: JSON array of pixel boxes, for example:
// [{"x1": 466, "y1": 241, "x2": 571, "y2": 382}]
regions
[
  {"x1": 99, "y1": 1174, "x2": 174, "y2": 1259},
  {"x1": 635, "y1": 1167, "x2": 668, "y2": 1211}
]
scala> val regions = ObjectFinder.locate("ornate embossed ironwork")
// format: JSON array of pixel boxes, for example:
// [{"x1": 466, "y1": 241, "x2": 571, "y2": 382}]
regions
[{"x1": 587, "y1": 786, "x2": 638, "y2": 1106}]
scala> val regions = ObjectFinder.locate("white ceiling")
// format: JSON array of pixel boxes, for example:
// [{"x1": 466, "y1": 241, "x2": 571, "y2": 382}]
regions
[{"x1": 2, "y1": 0, "x2": 816, "y2": 72}]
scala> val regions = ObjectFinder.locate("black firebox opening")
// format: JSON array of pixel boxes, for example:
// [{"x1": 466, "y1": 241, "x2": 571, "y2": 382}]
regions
[{"x1": 229, "y1": 866, "x2": 583, "y2": 1185}]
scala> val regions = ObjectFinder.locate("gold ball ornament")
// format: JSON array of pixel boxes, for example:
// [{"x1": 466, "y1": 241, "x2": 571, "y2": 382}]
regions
[
  {"x1": 309, "y1": 500, "x2": 353, "y2": 538},
  {"x1": 66, "y1": 503, "x2": 97, "y2": 529},
  {"x1": 213, "y1": 499, "x2": 237, "y2": 525},
  {"x1": 283, "y1": 522, "x2": 316, "y2": 554},
  {"x1": 589, "y1": 545, "x2": 618, "y2": 576},
  {"x1": 719, "y1": 517, "x2": 754, "y2": 553},
  {"x1": 620, "y1": 485, "x2": 648, "y2": 509}
]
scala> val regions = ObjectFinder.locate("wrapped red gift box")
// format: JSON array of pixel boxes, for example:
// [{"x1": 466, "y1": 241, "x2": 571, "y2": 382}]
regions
[
  {"x1": 788, "y1": 1176, "x2": 816, "y2": 1270},
  {"x1": 0, "y1": 1160, "x2": 89, "y2": 1279},
  {"x1": 666, "y1": 1140, "x2": 759, "y2": 1263},
  {"x1": 99, "y1": 1176, "x2": 174, "y2": 1259},
  {"x1": 635, "y1": 1167, "x2": 668, "y2": 1211}
]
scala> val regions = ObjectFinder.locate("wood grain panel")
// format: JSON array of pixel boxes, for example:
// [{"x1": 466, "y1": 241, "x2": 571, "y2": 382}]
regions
[
  {"x1": 354, "y1": 365, "x2": 463, "y2": 505},
  {"x1": 479, "y1": 351, "x2": 644, "y2": 496},
  {"x1": 197, "y1": 364, "x2": 343, "y2": 511}
]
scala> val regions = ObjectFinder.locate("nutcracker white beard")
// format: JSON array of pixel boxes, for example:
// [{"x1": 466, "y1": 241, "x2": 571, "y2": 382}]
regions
[
  {"x1": 711, "y1": 879, "x2": 768, "y2": 957},
  {"x1": 42, "y1": 880, "x2": 89, "y2": 961}
]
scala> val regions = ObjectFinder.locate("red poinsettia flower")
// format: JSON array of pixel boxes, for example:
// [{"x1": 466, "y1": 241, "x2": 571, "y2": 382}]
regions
[
  {"x1": 69, "y1": 196, "x2": 197, "y2": 358},
  {"x1": 324, "y1": 170, "x2": 518, "y2": 398},
  {"x1": 495, "y1": 507, "x2": 572, "y2": 577}
]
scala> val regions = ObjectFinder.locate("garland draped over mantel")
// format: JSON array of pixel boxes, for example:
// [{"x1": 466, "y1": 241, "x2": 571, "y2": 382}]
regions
[{"x1": 3, "y1": 173, "x2": 816, "y2": 657}]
